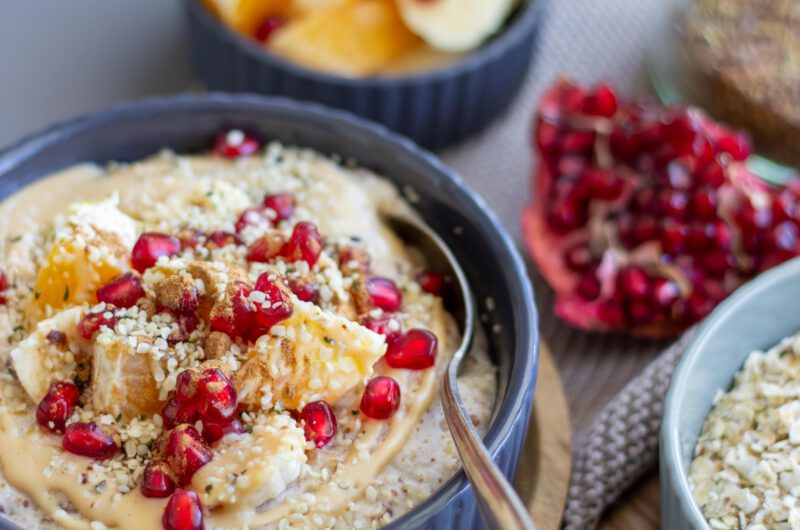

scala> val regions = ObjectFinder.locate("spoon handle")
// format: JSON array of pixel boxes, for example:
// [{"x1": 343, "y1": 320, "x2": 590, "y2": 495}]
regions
[{"x1": 442, "y1": 371, "x2": 537, "y2": 530}]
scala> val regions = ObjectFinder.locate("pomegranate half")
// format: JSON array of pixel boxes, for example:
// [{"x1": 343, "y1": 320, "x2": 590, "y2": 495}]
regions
[{"x1": 522, "y1": 79, "x2": 800, "y2": 337}]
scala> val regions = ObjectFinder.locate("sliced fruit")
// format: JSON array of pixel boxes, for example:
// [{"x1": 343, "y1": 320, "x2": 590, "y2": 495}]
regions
[
  {"x1": 91, "y1": 334, "x2": 162, "y2": 420},
  {"x1": 233, "y1": 298, "x2": 387, "y2": 410},
  {"x1": 10, "y1": 307, "x2": 87, "y2": 403},
  {"x1": 268, "y1": 0, "x2": 421, "y2": 77},
  {"x1": 31, "y1": 197, "x2": 137, "y2": 315},
  {"x1": 396, "y1": 0, "x2": 516, "y2": 52},
  {"x1": 203, "y1": 0, "x2": 291, "y2": 37},
  {"x1": 522, "y1": 79, "x2": 800, "y2": 337},
  {"x1": 192, "y1": 413, "x2": 306, "y2": 509}
]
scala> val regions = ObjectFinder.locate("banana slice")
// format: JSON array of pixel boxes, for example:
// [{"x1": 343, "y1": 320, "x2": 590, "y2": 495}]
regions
[
  {"x1": 10, "y1": 307, "x2": 87, "y2": 403},
  {"x1": 192, "y1": 413, "x2": 306, "y2": 508},
  {"x1": 396, "y1": 0, "x2": 517, "y2": 52},
  {"x1": 233, "y1": 299, "x2": 387, "y2": 410}
]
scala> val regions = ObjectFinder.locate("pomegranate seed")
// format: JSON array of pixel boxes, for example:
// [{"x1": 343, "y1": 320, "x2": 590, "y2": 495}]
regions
[
  {"x1": 547, "y1": 197, "x2": 587, "y2": 232},
  {"x1": 168, "y1": 313, "x2": 200, "y2": 345},
  {"x1": 205, "y1": 231, "x2": 243, "y2": 249},
  {"x1": 196, "y1": 368, "x2": 238, "y2": 421},
  {"x1": 288, "y1": 278, "x2": 319, "y2": 303},
  {"x1": 253, "y1": 273, "x2": 293, "y2": 329},
  {"x1": 201, "y1": 417, "x2": 243, "y2": 445},
  {"x1": 211, "y1": 129, "x2": 261, "y2": 158},
  {"x1": 416, "y1": 271, "x2": 448, "y2": 298},
  {"x1": 560, "y1": 131, "x2": 595, "y2": 153},
  {"x1": 686, "y1": 292, "x2": 713, "y2": 321},
  {"x1": 584, "y1": 83, "x2": 618, "y2": 117},
  {"x1": 141, "y1": 461, "x2": 176, "y2": 498},
  {"x1": 597, "y1": 300, "x2": 626, "y2": 327},
  {"x1": 576, "y1": 271, "x2": 601, "y2": 301},
  {"x1": 365, "y1": 276, "x2": 402, "y2": 312},
  {"x1": 661, "y1": 221, "x2": 688, "y2": 254},
  {"x1": 659, "y1": 190, "x2": 689, "y2": 220},
  {"x1": 361, "y1": 315, "x2": 402, "y2": 344},
  {"x1": 162, "y1": 489, "x2": 204, "y2": 530},
  {"x1": 246, "y1": 233, "x2": 285, "y2": 263},
  {"x1": 535, "y1": 120, "x2": 561, "y2": 155},
  {"x1": 300, "y1": 401, "x2": 337, "y2": 448},
  {"x1": 0, "y1": 269, "x2": 7, "y2": 305},
  {"x1": 632, "y1": 215, "x2": 660, "y2": 243},
  {"x1": 36, "y1": 381, "x2": 80, "y2": 433},
  {"x1": 96, "y1": 273, "x2": 144, "y2": 308},
  {"x1": 175, "y1": 369, "x2": 200, "y2": 403},
  {"x1": 254, "y1": 15, "x2": 285, "y2": 43},
  {"x1": 716, "y1": 132, "x2": 751, "y2": 161},
  {"x1": 132, "y1": 233, "x2": 181, "y2": 273},
  {"x1": 617, "y1": 267, "x2": 650, "y2": 300},
  {"x1": 339, "y1": 247, "x2": 371, "y2": 275},
  {"x1": 161, "y1": 396, "x2": 199, "y2": 430},
  {"x1": 691, "y1": 188, "x2": 718, "y2": 220},
  {"x1": 164, "y1": 425, "x2": 212, "y2": 484},
  {"x1": 628, "y1": 300, "x2": 654, "y2": 324},
  {"x1": 77, "y1": 310, "x2": 118, "y2": 340},
  {"x1": 209, "y1": 283, "x2": 256, "y2": 337},
  {"x1": 282, "y1": 222, "x2": 323, "y2": 267},
  {"x1": 235, "y1": 207, "x2": 270, "y2": 234},
  {"x1": 563, "y1": 245, "x2": 593, "y2": 272},
  {"x1": 62, "y1": 422, "x2": 119, "y2": 460},
  {"x1": 360, "y1": 376, "x2": 401, "y2": 420},
  {"x1": 582, "y1": 168, "x2": 624, "y2": 201},
  {"x1": 263, "y1": 192, "x2": 295, "y2": 222},
  {"x1": 385, "y1": 329, "x2": 438, "y2": 370}
]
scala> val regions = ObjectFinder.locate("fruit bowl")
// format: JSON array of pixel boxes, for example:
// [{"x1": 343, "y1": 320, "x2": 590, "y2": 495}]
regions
[
  {"x1": 183, "y1": 0, "x2": 548, "y2": 150},
  {"x1": 661, "y1": 257, "x2": 800, "y2": 529},
  {"x1": 0, "y1": 94, "x2": 538, "y2": 530}
]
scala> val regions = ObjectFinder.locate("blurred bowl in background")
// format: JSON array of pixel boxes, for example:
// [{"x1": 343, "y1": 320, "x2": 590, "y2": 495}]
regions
[{"x1": 183, "y1": 0, "x2": 548, "y2": 150}]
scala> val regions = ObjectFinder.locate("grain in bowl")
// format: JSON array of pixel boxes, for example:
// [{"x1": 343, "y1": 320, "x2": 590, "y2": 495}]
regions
[
  {"x1": 689, "y1": 331, "x2": 800, "y2": 529},
  {"x1": 0, "y1": 130, "x2": 496, "y2": 530}
]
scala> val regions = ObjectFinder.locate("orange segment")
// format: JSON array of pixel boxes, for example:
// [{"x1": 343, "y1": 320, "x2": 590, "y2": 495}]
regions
[
  {"x1": 203, "y1": 0, "x2": 292, "y2": 36},
  {"x1": 33, "y1": 239, "x2": 124, "y2": 313},
  {"x1": 268, "y1": 0, "x2": 421, "y2": 77}
]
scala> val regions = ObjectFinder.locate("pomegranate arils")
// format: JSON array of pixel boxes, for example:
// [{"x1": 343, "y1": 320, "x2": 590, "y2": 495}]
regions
[
  {"x1": 416, "y1": 270, "x2": 448, "y2": 298},
  {"x1": 339, "y1": 247, "x2": 371, "y2": 275},
  {"x1": 288, "y1": 278, "x2": 319, "y2": 303},
  {"x1": 96, "y1": 272, "x2": 144, "y2": 308},
  {"x1": 62, "y1": 422, "x2": 119, "y2": 460},
  {"x1": 235, "y1": 207, "x2": 270, "y2": 234},
  {"x1": 361, "y1": 315, "x2": 402, "y2": 344},
  {"x1": 283, "y1": 222, "x2": 323, "y2": 267},
  {"x1": 385, "y1": 329, "x2": 438, "y2": 370},
  {"x1": 162, "y1": 489, "x2": 204, "y2": 530},
  {"x1": 246, "y1": 233, "x2": 285, "y2": 263},
  {"x1": 209, "y1": 283, "x2": 256, "y2": 337},
  {"x1": 36, "y1": 381, "x2": 80, "y2": 433},
  {"x1": 205, "y1": 230, "x2": 243, "y2": 249},
  {"x1": 523, "y1": 79, "x2": 800, "y2": 337},
  {"x1": 164, "y1": 425, "x2": 212, "y2": 485},
  {"x1": 201, "y1": 417, "x2": 243, "y2": 445},
  {"x1": 132, "y1": 233, "x2": 181, "y2": 273},
  {"x1": 212, "y1": 129, "x2": 261, "y2": 158},
  {"x1": 254, "y1": 15, "x2": 285, "y2": 43},
  {"x1": 300, "y1": 401, "x2": 337, "y2": 448},
  {"x1": 196, "y1": 368, "x2": 238, "y2": 422},
  {"x1": 365, "y1": 276, "x2": 402, "y2": 312},
  {"x1": 252, "y1": 273, "x2": 293, "y2": 330},
  {"x1": 161, "y1": 396, "x2": 199, "y2": 430},
  {"x1": 175, "y1": 369, "x2": 199, "y2": 403},
  {"x1": 141, "y1": 460, "x2": 176, "y2": 498},
  {"x1": 360, "y1": 376, "x2": 401, "y2": 420},
  {"x1": 263, "y1": 192, "x2": 295, "y2": 222},
  {"x1": 77, "y1": 310, "x2": 118, "y2": 340}
]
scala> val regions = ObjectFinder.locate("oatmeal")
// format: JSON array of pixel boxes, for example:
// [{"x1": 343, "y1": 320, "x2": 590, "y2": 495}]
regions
[
  {"x1": 0, "y1": 134, "x2": 496, "y2": 530},
  {"x1": 689, "y1": 332, "x2": 800, "y2": 529}
]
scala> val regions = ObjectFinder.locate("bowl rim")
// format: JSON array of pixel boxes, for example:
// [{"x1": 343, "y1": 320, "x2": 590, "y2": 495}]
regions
[
  {"x1": 661, "y1": 257, "x2": 800, "y2": 529},
  {"x1": 0, "y1": 92, "x2": 539, "y2": 529},
  {"x1": 185, "y1": 0, "x2": 547, "y2": 86}
]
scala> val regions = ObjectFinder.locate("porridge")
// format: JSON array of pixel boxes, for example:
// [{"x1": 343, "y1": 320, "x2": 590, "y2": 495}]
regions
[{"x1": 0, "y1": 131, "x2": 496, "y2": 530}]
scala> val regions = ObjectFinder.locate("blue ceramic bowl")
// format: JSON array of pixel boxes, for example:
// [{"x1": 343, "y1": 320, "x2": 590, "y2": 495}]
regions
[
  {"x1": 183, "y1": 0, "x2": 548, "y2": 150},
  {"x1": 0, "y1": 94, "x2": 538, "y2": 530},
  {"x1": 661, "y1": 257, "x2": 800, "y2": 529}
]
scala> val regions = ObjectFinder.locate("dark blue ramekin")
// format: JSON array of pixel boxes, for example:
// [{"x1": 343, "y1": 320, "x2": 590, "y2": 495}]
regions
[
  {"x1": 0, "y1": 94, "x2": 538, "y2": 530},
  {"x1": 183, "y1": 0, "x2": 548, "y2": 150}
]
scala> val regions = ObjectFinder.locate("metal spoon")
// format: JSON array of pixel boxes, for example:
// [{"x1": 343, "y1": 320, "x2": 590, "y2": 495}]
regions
[{"x1": 381, "y1": 211, "x2": 537, "y2": 530}]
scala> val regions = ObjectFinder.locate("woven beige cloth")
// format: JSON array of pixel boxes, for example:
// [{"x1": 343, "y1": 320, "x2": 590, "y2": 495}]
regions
[{"x1": 440, "y1": 0, "x2": 680, "y2": 527}]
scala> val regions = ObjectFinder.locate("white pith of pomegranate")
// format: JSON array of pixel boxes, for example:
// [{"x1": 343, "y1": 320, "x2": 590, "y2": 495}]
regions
[{"x1": 522, "y1": 79, "x2": 800, "y2": 337}]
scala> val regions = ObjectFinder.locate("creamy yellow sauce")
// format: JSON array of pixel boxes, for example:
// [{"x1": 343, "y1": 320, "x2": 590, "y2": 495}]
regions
[{"x1": 0, "y1": 154, "x2": 494, "y2": 530}]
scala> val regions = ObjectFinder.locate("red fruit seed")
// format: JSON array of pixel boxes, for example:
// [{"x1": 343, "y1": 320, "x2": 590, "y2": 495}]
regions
[
  {"x1": 141, "y1": 460, "x2": 176, "y2": 498},
  {"x1": 62, "y1": 422, "x2": 119, "y2": 460},
  {"x1": 263, "y1": 192, "x2": 295, "y2": 222},
  {"x1": 300, "y1": 401, "x2": 337, "y2": 448},
  {"x1": 360, "y1": 376, "x2": 401, "y2": 420},
  {"x1": 36, "y1": 381, "x2": 80, "y2": 433},
  {"x1": 365, "y1": 276, "x2": 402, "y2": 312},
  {"x1": 96, "y1": 272, "x2": 145, "y2": 309},
  {"x1": 162, "y1": 489, "x2": 204, "y2": 530},
  {"x1": 282, "y1": 222, "x2": 323, "y2": 268},
  {"x1": 132, "y1": 233, "x2": 181, "y2": 273},
  {"x1": 77, "y1": 310, "x2": 118, "y2": 341},
  {"x1": 163, "y1": 425, "x2": 212, "y2": 485},
  {"x1": 211, "y1": 129, "x2": 261, "y2": 159},
  {"x1": 385, "y1": 329, "x2": 438, "y2": 370}
]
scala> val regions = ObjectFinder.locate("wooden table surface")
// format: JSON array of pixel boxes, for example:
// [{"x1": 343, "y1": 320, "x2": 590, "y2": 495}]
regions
[{"x1": 599, "y1": 472, "x2": 660, "y2": 529}]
